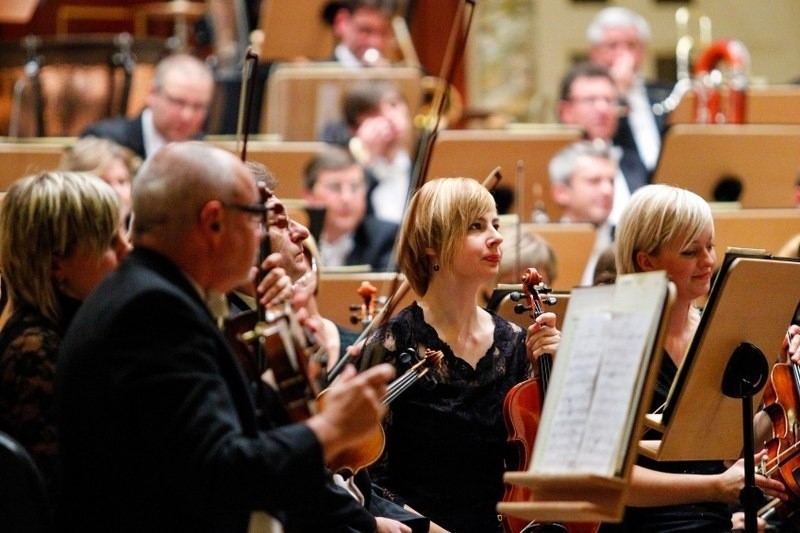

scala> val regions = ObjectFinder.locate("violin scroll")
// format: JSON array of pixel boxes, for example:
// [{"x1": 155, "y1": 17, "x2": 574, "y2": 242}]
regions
[
  {"x1": 349, "y1": 281, "x2": 379, "y2": 327},
  {"x1": 509, "y1": 270, "x2": 556, "y2": 317}
]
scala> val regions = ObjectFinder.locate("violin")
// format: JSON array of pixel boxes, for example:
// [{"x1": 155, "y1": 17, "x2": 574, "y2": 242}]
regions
[
  {"x1": 758, "y1": 330, "x2": 800, "y2": 525},
  {"x1": 321, "y1": 348, "x2": 444, "y2": 476},
  {"x1": 223, "y1": 46, "x2": 321, "y2": 423},
  {"x1": 349, "y1": 281, "x2": 380, "y2": 329},
  {"x1": 501, "y1": 268, "x2": 599, "y2": 533}
]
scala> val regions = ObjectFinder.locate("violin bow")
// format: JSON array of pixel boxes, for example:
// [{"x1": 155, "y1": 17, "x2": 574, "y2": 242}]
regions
[{"x1": 328, "y1": 1, "x2": 480, "y2": 383}]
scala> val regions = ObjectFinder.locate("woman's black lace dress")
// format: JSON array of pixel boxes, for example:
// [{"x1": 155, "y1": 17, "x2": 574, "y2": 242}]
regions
[{"x1": 359, "y1": 302, "x2": 531, "y2": 533}]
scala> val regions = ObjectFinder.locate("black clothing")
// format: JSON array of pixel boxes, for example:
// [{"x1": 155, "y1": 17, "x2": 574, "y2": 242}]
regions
[
  {"x1": 599, "y1": 352, "x2": 731, "y2": 533},
  {"x1": 56, "y1": 247, "x2": 376, "y2": 533},
  {"x1": 359, "y1": 302, "x2": 531, "y2": 533}
]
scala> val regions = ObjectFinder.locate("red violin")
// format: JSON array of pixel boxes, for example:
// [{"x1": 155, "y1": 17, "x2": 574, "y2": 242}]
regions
[{"x1": 500, "y1": 268, "x2": 599, "y2": 533}]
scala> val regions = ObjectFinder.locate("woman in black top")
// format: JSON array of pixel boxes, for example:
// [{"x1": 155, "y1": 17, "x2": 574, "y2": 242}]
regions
[
  {"x1": 359, "y1": 177, "x2": 560, "y2": 532},
  {"x1": 604, "y1": 184, "x2": 787, "y2": 532}
]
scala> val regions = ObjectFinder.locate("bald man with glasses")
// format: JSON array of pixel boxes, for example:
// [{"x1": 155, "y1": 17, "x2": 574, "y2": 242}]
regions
[{"x1": 81, "y1": 54, "x2": 215, "y2": 160}]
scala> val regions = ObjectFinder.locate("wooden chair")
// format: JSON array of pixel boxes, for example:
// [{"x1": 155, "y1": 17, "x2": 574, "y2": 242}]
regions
[
  {"x1": 653, "y1": 124, "x2": 800, "y2": 209},
  {"x1": 520, "y1": 222, "x2": 597, "y2": 291},
  {"x1": 424, "y1": 127, "x2": 583, "y2": 222}
]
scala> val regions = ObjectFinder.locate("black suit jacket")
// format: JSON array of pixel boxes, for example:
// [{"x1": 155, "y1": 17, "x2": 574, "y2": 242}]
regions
[
  {"x1": 614, "y1": 81, "x2": 674, "y2": 183},
  {"x1": 80, "y1": 112, "x2": 207, "y2": 159},
  {"x1": 55, "y1": 248, "x2": 375, "y2": 533},
  {"x1": 81, "y1": 114, "x2": 148, "y2": 159},
  {"x1": 347, "y1": 216, "x2": 398, "y2": 272}
]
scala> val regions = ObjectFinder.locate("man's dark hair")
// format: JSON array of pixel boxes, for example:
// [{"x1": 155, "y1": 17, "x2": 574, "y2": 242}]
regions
[
  {"x1": 558, "y1": 61, "x2": 615, "y2": 102},
  {"x1": 303, "y1": 146, "x2": 361, "y2": 190}
]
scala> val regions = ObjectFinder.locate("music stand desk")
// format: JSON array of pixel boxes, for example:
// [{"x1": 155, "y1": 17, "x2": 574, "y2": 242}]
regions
[
  {"x1": 262, "y1": 64, "x2": 423, "y2": 141},
  {"x1": 425, "y1": 127, "x2": 583, "y2": 222},
  {"x1": 653, "y1": 124, "x2": 800, "y2": 209}
]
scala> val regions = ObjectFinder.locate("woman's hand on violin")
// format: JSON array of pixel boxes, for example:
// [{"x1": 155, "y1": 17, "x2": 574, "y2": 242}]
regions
[
  {"x1": 256, "y1": 252, "x2": 293, "y2": 308},
  {"x1": 717, "y1": 450, "x2": 786, "y2": 505},
  {"x1": 786, "y1": 324, "x2": 800, "y2": 364},
  {"x1": 307, "y1": 364, "x2": 395, "y2": 464},
  {"x1": 375, "y1": 517, "x2": 412, "y2": 533},
  {"x1": 525, "y1": 311, "x2": 560, "y2": 363}
]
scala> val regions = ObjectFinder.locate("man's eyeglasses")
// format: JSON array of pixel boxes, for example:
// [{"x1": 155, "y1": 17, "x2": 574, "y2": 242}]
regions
[
  {"x1": 159, "y1": 91, "x2": 210, "y2": 113},
  {"x1": 222, "y1": 202, "x2": 268, "y2": 223},
  {"x1": 568, "y1": 95, "x2": 622, "y2": 109}
]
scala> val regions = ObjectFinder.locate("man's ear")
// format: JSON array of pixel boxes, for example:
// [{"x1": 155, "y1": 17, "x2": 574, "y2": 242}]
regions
[
  {"x1": 551, "y1": 182, "x2": 571, "y2": 208},
  {"x1": 199, "y1": 201, "x2": 224, "y2": 238}
]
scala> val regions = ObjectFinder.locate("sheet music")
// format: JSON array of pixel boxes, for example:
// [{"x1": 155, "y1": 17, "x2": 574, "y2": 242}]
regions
[{"x1": 532, "y1": 271, "x2": 668, "y2": 476}]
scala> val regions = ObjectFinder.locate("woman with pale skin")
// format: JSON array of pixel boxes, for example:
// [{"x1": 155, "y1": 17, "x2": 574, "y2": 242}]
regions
[
  {"x1": 359, "y1": 177, "x2": 559, "y2": 532},
  {"x1": 0, "y1": 172, "x2": 131, "y2": 506},
  {"x1": 61, "y1": 136, "x2": 140, "y2": 224},
  {"x1": 602, "y1": 184, "x2": 787, "y2": 532}
]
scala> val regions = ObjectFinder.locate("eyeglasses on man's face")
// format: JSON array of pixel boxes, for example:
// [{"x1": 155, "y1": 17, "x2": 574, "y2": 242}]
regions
[
  {"x1": 159, "y1": 90, "x2": 210, "y2": 114},
  {"x1": 568, "y1": 95, "x2": 621, "y2": 108},
  {"x1": 222, "y1": 202, "x2": 268, "y2": 223},
  {"x1": 222, "y1": 200, "x2": 291, "y2": 228}
]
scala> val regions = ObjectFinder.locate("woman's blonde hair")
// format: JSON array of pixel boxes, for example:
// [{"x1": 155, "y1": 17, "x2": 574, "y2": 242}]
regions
[
  {"x1": 615, "y1": 184, "x2": 712, "y2": 276},
  {"x1": 398, "y1": 177, "x2": 496, "y2": 295},
  {"x1": 61, "y1": 136, "x2": 141, "y2": 177},
  {"x1": 0, "y1": 171, "x2": 120, "y2": 325}
]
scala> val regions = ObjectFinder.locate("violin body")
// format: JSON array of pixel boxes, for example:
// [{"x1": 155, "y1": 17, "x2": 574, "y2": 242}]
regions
[
  {"x1": 500, "y1": 268, "x2": 600, "y2": 533},
  {"x1": 501, "y1": 379, "x2": 543, "y2": 533},
  {"x1": 224, "y1": 309, "x2": 319, "y2": 422},
  {"x1": 759, "y1": 329, "x2": 800, "y2": 525},
  {"x1": 763, "y1": 361, "x2": 800, "y2": 498},
  {"x1": 760, "y1": 359, "x2": 800, "y2": 528}
]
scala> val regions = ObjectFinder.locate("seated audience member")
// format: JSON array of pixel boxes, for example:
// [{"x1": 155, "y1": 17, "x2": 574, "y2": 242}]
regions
[
  {"x1": 303, "y1": 146, "x2": 399, "y2": 272},
  {"x1": 60, "y1": 136, "x2": 141, "y2": 224},
  {"x1": 557, "y1": 62, "x2": 648, "y2": 223},
  {"x1": 81, "y1": 54, "x2": 214, "y2": 160},
  {"x1": 0, "y1": 172, "x2": 130, "y2": 505},
  {"x1": 327, "y1": 0, "x2": 399, "y2": 67},
  {"x1": 320, "y1": 79, "x2": 414, "y2": 224},
  {"x1": 586, "y1": 7, "x2": 672, "y2": 180},
  {"x1": 549, "y1": 140, "x2": 617, "y2": 285},
  {"x1": 55, "y1": 141, "x2": 395, "y2": 533}
]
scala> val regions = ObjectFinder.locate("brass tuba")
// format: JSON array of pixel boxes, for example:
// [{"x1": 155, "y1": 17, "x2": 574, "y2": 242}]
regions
[
  {"x1": 692, "y1": 39, "x2": 750, "y2": 124},
  {"x1": 653, "y1": 7, "x2": 711, "y2": 117}
]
